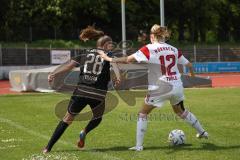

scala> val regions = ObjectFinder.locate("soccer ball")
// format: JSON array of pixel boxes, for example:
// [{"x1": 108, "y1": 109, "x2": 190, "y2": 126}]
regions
[{"x1": 168, "y1": 129, "x2": 185, "y2": 146}]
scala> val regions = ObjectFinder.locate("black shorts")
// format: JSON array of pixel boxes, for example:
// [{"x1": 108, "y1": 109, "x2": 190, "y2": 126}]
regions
[
  {"x1": 67, "y1": 95, "x2": 105, "y2": 117},
  {"x1": 68, "y1": 85, "x2": 106, "y2": 117}
]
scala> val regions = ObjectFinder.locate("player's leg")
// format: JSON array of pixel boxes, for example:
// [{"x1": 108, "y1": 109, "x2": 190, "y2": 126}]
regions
[
  {"x1": 85, "y1": 100, "x2": 105, "y2": 134},
  {"x1": 77, "y1": 99, "x2": 105, "y2": 148},
  {"x1": 43, "y1": 112, "x2": 74, "y2": 153},
  {"x1": 129, "y1": 103, "x2": 155, "y2": 151},
  {"x1": 170, "y1": 84, "x2": 208, "y2": 139},
  {"x1": 172, "y1": 101, "x2": 208, "y2": 138},
  {"x1": 43, "y1": 96, "x2": 87, "y2": 153}
]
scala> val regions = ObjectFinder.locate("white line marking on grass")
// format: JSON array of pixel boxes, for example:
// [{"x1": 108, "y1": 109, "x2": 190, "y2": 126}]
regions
[
  {"x1": 0, "y1": 145, "x2": 19, "y2": 150},
  {"x1": 0, "y1": 117, "x2": 69, "y2": 146},
  {"x1": 1, "y1": 138, "x2": 23, "y2": 143},
  {"x1": 0, "y1": 117, "x2": 123, "y2": 160}
]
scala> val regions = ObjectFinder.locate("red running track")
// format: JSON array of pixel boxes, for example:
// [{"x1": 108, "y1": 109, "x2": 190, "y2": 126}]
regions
[
  {"x1": 198, "y1": 73, "x2": 240, "y2": 88},
  {"x1": 0, "y1": 80, "x2": 19, "y2": 95}
]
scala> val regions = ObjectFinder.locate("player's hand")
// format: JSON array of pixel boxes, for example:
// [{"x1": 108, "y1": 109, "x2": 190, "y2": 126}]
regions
[
  {"x1": 97, "y1": 50, "x2": 107, "y2": 58},
  {"x1": 97, "y1": 50, "x2": 112, "y2": 62},
  {"x1": 189, "y1": 72, "x2": 195, "y2": 77},
  {"x1": 114, "y1": 79, "x2": 121, "y2": 88},
  {"x1": 48, "y1": 73, "x2": 55, "y2": 82}
]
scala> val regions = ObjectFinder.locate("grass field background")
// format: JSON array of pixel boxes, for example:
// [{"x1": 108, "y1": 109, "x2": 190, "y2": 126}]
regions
[{"x1": 0, "y1": 88, "x2": 240, "y2": 160}]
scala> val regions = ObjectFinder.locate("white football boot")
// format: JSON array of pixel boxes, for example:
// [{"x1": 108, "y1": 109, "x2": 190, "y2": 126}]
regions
[
  {"x1": 128, "y1": 146, "x2": 143, "y2": 151},
  {"x1": 196, "y1": 131, "x2": 209, "y2": 139}
]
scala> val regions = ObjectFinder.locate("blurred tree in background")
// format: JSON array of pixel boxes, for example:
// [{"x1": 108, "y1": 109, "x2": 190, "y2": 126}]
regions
[{"x1": 0, "y1": 0, "x2": 239, "y2": 43}]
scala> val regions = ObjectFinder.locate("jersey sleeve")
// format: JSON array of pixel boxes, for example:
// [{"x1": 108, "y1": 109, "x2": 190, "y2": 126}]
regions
[
  {"x1": 177, "y1": 49, "x2": 189, "y2": 65},
  {"x1": 178, "y1": 55, "x2": 189, "y2": 65},
  {"x1": 133, "y1": 45, "x2": 150, "y2": 62},
  {"x1": 71, "y1": 55, "x2": 81, "y2": 67},
  {"x1": 72, "y1": 55, "x2": 81, "y2": 63},
  {"x1": 72, "y1": 53, "x2": 87, "y2": 67},
  {"x1": 72, "y1": 49, "x2": 85, "y2": 64}
]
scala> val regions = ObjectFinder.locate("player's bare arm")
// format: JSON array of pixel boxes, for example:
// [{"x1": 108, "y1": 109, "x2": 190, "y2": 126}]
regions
[
  {"x1": 98, "y1": 50, "x2": 136, "y2": 63},
  {"x1": 48, "y1": 60, "x2": 76, "y2": 82},
  {"x1": 111, "y1": 63, "x2": 121, "y2": 87},
  {"x1": 186, "y1": 62, "x2": 195, "y2": 77}
]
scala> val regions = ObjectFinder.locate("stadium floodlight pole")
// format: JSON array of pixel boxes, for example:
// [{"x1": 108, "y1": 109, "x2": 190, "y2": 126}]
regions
[
  {"x1": 25, "y1": 43, "x2": 28, "y2": 65},
  {"x1": 218, "y1": 44, "x2": 221, "y2": 62},
  {"x1": 160, "y1": 0, "x2": 165, "y2": 26},
  {"x1": 121, "y1": 0, "x2": 127, "y2": 56},
  {"x1": 50, "y1": 44, "x2": 52, "y2": 64},
  {"x1": 0, "y1": 44, "x2": 2, "y2": 65},
  {"x1": 194, "y1": 44, "x2": 197, "y2": 63}
]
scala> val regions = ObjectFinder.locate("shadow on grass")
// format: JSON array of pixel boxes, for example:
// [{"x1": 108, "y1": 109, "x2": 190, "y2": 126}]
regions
[
  {"x1": 165, "y1": 143, "x2": 240, "y2": 154},
  {"x1": 51, "y1": 143, "x2": 240, "y2": 153},
  {"x1": 52, "y1": 146, "x2": 129, "y2": 153}
]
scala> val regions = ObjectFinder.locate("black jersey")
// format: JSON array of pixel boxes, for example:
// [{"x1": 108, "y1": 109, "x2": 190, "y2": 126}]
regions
[{"x1": 72, "y1": 49, "x2": 111, "y2": 91}]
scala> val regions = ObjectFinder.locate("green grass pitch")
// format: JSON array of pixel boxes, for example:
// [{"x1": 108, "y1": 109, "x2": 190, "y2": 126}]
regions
[{"x1": 0, "y1": 88, "x2": 240, "y2": 160}]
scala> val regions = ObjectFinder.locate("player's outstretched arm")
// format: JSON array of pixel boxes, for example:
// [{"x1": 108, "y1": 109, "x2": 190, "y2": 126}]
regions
[
  {"x1": 98, "y1": 50, "x2": 136, "y2": 63},
  {"x1": 48, "y1": 60, "x2": 76, "y2": 82}
]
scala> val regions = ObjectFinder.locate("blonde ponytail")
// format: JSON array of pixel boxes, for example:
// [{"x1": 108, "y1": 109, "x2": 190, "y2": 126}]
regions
[{"x1": 150, "y1": 24, "x2": 171, "y2": 41}]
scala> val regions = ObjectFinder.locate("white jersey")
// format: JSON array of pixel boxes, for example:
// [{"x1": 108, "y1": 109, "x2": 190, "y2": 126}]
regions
[{"x1": 133, "y1": 42, "x2": 189, "y2": 91}]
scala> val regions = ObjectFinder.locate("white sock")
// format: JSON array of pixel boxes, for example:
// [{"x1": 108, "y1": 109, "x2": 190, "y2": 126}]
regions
[
  {"x1": 181, "y1": 110, "x2": 205, "y2": 134},
  {"x1": 136, "y1": 114, "x2": 148, "y2": 147}
]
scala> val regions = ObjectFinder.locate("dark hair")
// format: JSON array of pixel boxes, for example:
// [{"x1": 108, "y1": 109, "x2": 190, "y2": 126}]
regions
[{"x1": 79, "y1": 26, "x2": 112, "y2": 47}]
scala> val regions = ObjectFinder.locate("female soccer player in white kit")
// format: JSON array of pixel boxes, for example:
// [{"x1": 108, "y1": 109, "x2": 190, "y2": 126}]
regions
[{"x1": 98, "y1": 24, "x2": 208, "y2": 151}]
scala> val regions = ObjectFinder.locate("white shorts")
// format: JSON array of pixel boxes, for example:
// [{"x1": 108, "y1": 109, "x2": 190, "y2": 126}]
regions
[{"x1": 145, "y1": 83, "x2": 184, "y2": 108}]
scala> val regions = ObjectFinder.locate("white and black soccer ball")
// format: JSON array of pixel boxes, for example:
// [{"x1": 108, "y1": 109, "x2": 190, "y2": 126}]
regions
[{"x1": 168, "y1": 129, "x2": 185, "y2": 146}]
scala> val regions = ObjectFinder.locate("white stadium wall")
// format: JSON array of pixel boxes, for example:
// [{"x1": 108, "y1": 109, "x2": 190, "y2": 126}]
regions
[{"x1": 6, "y1": 65, "x2": 212, "y2": 93}]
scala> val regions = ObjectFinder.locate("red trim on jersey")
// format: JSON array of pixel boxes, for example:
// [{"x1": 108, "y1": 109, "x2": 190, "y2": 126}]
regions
[
  {"x1": 178, "y1": 49, "x2": 183, "y2": 58},
  {"x1": 140, "y1": 46, "x2": 150, "y2": 60}
]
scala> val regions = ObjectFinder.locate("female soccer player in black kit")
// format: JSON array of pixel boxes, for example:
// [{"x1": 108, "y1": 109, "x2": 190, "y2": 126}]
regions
[{"x1": 43, "y1": 26, "x2": 120, "y2": 153}]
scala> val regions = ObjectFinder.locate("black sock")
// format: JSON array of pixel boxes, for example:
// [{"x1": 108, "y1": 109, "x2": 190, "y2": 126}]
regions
[
  {"x1": 85, "y1": 118, "x2": 102, "y2": 134},
  {"x1": 46, "y1": 121, "x2": 69, "y2": 151}
]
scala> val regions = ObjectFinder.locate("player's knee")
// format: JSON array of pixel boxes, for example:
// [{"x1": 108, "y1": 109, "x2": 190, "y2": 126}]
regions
[
  {"x1": 63, "y1": 113, "x2": 75, "y2": 125},
  {"x1": 173, "y1": 101, "x2": 185, "y2": 117},
  {"x1": 138, "y1": 113, "x2": 147, "y2": 120},
  {"x1": 174, "y1": 108, "x2": 183, "y2": 116},
  {"x1": 173, "y1": 101, "x2": 190, "y2": 119},
  {"x1": 92, "y1": 112, "x2": 104, "y2": 121}
]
